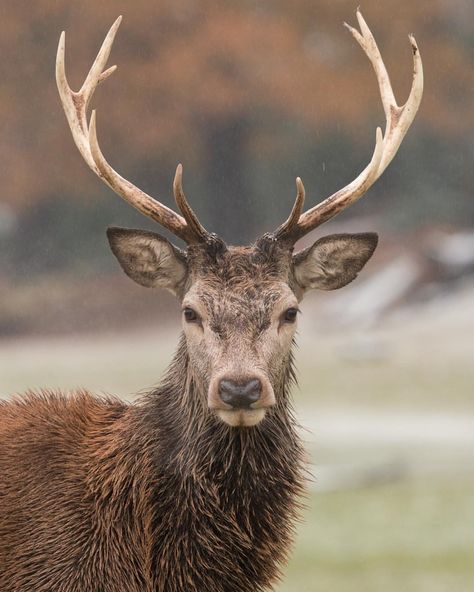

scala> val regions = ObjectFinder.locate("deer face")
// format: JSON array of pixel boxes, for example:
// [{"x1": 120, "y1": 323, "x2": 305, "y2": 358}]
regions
[
  {"x1": 57, "y1": 14, "x2": 421, "y2": 426},
  {"x1": 181, "y1": 259, "x2": 298, "y2": 428},
  {"x1": 108, "y1": 228, "x2": 377, "y2": 427},
  {"x1": 58, "y1": 14, "x2": 421, "y2": 424}
]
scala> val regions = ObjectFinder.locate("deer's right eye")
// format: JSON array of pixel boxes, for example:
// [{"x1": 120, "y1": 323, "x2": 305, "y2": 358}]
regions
[{"x1": 183, "y1": 307, "x2": 199, "y2": 323}]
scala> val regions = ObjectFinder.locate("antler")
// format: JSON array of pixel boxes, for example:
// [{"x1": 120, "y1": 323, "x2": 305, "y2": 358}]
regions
[
  {"x1": 56, "y1": 17, "x2": 209, "y2": 244},
  {"x1": 275, "y1": 9, "x2": 423, "y2": 243}
]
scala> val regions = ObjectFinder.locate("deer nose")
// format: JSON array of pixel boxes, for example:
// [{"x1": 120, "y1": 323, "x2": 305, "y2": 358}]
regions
[{"x1": 218, "y1": 378, "x2": 262, "y2": 409}]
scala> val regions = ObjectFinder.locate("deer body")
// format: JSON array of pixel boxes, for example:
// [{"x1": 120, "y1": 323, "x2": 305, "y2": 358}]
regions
[
  {"x1": 0, "y1": 382, "x2": 302, "y2": 592},
  {"x1": 1, "y1": 249, "x2": 304, "y2": 592},
  {"x1": 0, "y1": 11, "x2": 422, "y2": 592}
]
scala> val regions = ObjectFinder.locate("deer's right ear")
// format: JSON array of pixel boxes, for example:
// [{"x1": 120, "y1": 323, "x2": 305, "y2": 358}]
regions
[{"x1": 107, "y1": 227, "x2": 187, "y2": 295}]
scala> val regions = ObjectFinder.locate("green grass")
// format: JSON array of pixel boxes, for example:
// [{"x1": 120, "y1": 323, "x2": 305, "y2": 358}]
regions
[{"x1": 278, "y1": 479, "x2": 474, "y2": 592}]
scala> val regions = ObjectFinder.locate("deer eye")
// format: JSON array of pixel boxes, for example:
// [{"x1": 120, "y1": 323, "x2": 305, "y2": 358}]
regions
[
  {"x1": 283, "y1": 307, "x2": 298, "y2": 323},
  {"x1": 183, "y1": 307, "x2": 199, "y2": 323}
]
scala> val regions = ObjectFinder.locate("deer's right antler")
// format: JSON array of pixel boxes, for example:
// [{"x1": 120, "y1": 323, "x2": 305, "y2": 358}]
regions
[{"x1": 56, "y1": 16, "x2": 209, "y2": 245}]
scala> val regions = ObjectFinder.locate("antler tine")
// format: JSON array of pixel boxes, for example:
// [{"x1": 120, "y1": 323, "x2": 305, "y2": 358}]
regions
[
  {"x1": 274, "y1": 177, "x2": 306, "y2": 239},
  {"x1": 56, "y1": 18, "x2": 207, "y2": 245},
  {"x1": 56, "y1": 18, "x2": 121, "y2": 173},
  {"x1": 347, "y1": 9, "x2": 424, "y2": 175},
  {"x1": 295, "y1": 126, "x2": 384, "y2": 236},
  {"x1": 277, "y1": 9, "x2": 423, "y2": 243},
  {"x1": 173, "y1": 164, "x2": 209, "y2": 241},
  {"x1": 80, "y1": 16, "x2": 122, "y2": 110},
  {"x1": 347, "y1": 11, "x2": 396, "y2": 121},
  {"x1": 89, "y1": 112, "x2": 195, "y2": 241}
]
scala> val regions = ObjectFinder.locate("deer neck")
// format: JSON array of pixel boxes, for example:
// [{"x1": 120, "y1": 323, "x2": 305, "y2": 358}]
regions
[
  {"x1": 88, "y1": 337, "x2": 305, "y2": 588},
  {"x1": 141, "y1": 333, "x2": 302, "y2": 479}
]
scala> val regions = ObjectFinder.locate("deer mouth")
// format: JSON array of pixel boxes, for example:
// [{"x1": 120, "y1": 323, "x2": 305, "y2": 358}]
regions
[{"x1": 215, "y1": 408, "x2": 267, "y2": 428}]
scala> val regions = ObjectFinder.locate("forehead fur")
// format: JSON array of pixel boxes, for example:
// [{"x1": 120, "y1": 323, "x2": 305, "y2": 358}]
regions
[
  {"x1": 186, "y1": 243, "x2": 293, "y2": 286},
  {"x1": 183, "y1": 244, "x2": 296, "y2": 331}
]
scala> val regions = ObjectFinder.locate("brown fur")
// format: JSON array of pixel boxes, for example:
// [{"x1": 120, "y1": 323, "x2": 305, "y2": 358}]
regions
[
  {"x1": 0, "y1": 235, "x2": 376, "y2": 591},
  {"x1": 0, "y1": 383, "x2": 303, "y2": 591}
]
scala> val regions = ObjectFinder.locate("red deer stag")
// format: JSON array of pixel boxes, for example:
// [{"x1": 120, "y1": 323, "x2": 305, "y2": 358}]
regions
[{"x1": 0, "y1": 11, "x2": 423, "y2": 592}]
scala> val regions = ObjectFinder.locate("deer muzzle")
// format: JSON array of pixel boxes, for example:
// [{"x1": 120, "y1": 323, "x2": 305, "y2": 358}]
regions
[{"x1": 208, "y1": 371, "x2": 275, "y2": 427}]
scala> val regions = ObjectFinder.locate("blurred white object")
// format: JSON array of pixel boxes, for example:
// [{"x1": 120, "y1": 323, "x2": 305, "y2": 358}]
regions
[
  {"x1": 429, "y1": 231, "x2": 474, "y2": 269},
  {"x1": 325, "y1": 256, "x2": 422, "y2": 327}
]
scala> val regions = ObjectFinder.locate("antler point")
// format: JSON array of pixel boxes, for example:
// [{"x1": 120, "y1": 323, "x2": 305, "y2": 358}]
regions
[
  {"x1": 408, "y1": 34, "x2": 418, "y2": 52},
  {"x1": 56, "y1": 31, "x2": 66, "y2": 62},
  {"x1": 174, "y1": 164, "x2": 183, "y2": 192}
]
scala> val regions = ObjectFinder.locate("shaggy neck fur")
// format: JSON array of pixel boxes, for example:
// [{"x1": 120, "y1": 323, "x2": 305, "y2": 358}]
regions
[
  {"x1": 91, "y1": 336, "x2": 305, "y2": 591},
  {"x1": 0, "y1": 336, "x2": 305, "y2": 592}
]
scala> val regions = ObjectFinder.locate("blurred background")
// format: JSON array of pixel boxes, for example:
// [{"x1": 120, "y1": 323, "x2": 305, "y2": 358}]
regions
[{"x1": 1, "y1": 0, "x2": 473, "y2": 590}]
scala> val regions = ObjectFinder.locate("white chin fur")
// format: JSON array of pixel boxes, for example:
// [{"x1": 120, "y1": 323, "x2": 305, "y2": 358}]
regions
[{"x1": 216, "y1": 408, "x2": 266, "y2": 427}]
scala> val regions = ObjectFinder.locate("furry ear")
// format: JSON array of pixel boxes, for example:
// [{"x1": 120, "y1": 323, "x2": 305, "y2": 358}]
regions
[
  {"x1": 107, "y1": 227, "x2": 187, "y2": 295},
  {"x1": 293, "y1": 232, "x2": 378, "y2": 292}
]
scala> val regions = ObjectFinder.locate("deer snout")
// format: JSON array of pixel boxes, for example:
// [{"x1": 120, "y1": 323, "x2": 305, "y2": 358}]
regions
[
  {"x1": 208, "y1": 369, "x2": 275, "y2": 427},
  {"x1": 218, "y1": 378, "x2": 262, "y2": 409}
]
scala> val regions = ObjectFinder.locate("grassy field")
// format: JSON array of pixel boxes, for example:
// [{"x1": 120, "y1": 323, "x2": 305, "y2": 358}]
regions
[
  {"x1": 1, "y1": 298, "x2": 473, "y2": 591},
  {"x1": 280, "y1": 478, "x2": 474, "y2": 592}
]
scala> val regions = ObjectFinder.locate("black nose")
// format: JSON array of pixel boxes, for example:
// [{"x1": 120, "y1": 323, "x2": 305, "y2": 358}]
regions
[{"x1": 218, "y1": 378, "x2": 262, "y2": 409}]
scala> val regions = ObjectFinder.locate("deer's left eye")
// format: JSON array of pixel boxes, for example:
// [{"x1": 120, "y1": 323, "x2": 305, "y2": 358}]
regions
[{"x1": 282, "y1": 308, "x2": 298, "y2": 323}]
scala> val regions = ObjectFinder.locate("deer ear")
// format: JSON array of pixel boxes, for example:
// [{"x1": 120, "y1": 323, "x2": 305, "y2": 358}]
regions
[
  {"x1": 293, "y1": 232, "x2": 378, "y2": 292},
  {"x1": 107, "y1": 227, "x2": 187, "y2": 295}
]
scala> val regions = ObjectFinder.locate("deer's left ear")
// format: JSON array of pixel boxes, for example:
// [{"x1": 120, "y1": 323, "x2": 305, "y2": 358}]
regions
[{"x1": 293, "y1": 232, "x2": 378, "y2": 292}]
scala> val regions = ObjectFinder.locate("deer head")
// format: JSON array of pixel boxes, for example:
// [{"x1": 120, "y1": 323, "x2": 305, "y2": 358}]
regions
[{"x1": 56, "y1": 11, "x2": 423, "y2": 427}]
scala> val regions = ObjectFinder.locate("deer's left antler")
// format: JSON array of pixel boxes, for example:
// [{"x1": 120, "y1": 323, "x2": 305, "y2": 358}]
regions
[{"x1": 274, "y1": 9, "x2": 423, "y2": 243}]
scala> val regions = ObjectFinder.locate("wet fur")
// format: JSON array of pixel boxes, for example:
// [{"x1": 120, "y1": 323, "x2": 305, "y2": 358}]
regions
[
  {"x1": 1, "y1": 238, "x2": 376, "y2": 590},
  {"x1": 0, "y1": 258, "x2": 305, "y2": 592}
]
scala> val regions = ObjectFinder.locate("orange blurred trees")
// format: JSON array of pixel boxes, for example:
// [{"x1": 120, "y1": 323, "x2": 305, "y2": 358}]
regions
[{"x1": 1, "y1": 0, "x2": 474, "y2": 243}]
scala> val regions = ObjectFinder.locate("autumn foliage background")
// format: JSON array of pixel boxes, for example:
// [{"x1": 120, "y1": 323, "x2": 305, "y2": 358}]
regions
[{"x1": 1, "y1": 0, "x2": 473, "y2": 335}]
